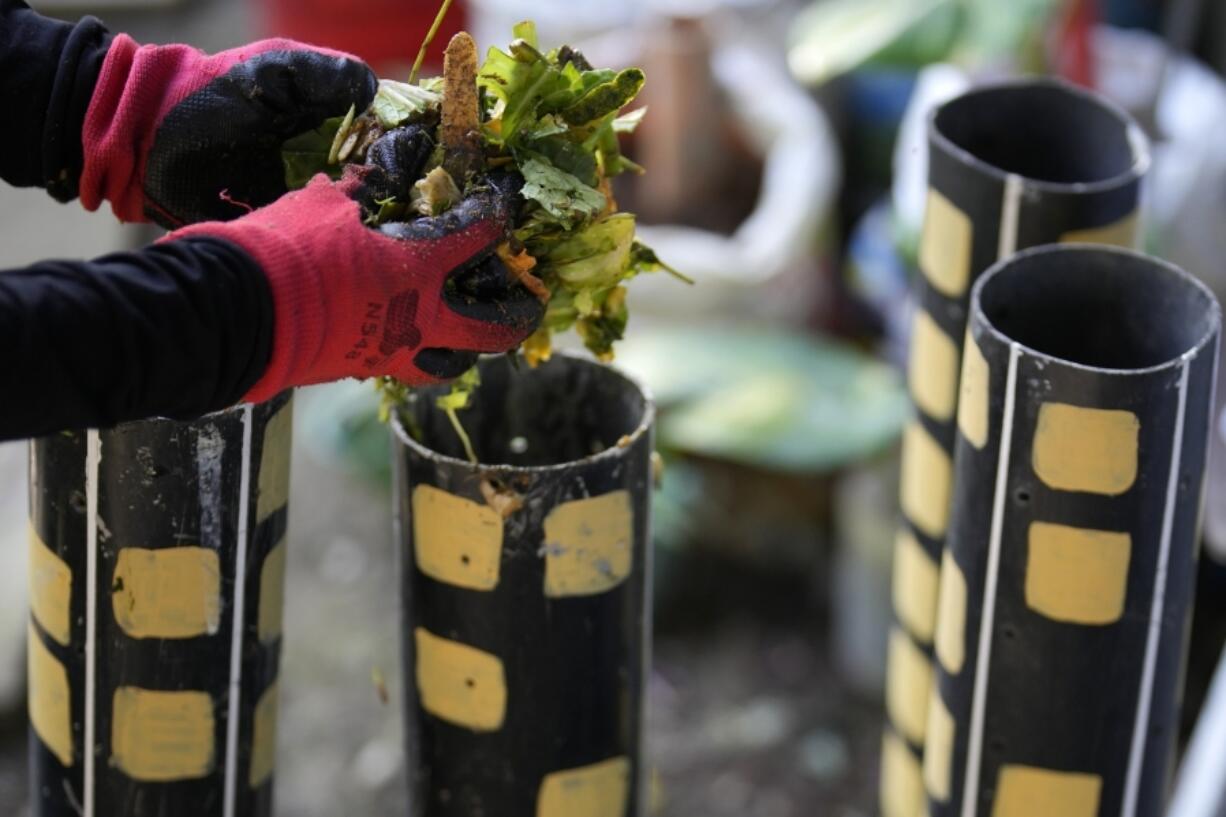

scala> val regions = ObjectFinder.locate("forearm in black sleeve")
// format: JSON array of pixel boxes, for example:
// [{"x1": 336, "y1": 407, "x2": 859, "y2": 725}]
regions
[
  {"x1": 0, "y1": 237, "x2": 273, "y2": 440},
  {"x1": 0, "y1": 0, "x2": 111, "y2": 200}
]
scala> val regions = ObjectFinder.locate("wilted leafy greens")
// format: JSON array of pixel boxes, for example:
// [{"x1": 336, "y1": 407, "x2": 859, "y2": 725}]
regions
[{"x1": 282, "y1": 20, "x2": 688, "y2": 461}]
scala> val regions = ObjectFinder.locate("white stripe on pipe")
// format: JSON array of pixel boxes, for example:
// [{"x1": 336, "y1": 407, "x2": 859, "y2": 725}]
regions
[
  {"x1": 196, "y1": 427, "x2": 225, "y2": 555},
  {"x1": 996, "y1": 174, "x2": 1023, "y2": 261},
  {"x1": 960, "y1": 342, "x2": 1020, "y2": 817},
  {"x1": 84, "y1": 430, "x2": 101, "y2": 817},
  {"x1": 222, "y1": 404, "x2": 255, "y2": 817},
  {"x1": 28, "y1": 441, "x2": 38, "y2": 499},
  {"x1": 1122, "y1": 357, "x2": 1192, "y2": 817}
]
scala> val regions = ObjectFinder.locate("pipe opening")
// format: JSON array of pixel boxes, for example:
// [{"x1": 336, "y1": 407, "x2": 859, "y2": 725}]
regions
[
  {"x1": 397, "y1": 355, "x2": 650, "y2": 467},
  {"x1": 933, "y1": 82, "x2": 1141, "y2": 185},
  {"x1": 978, "y1": 247, "x2": 1218, "y2": 371}
]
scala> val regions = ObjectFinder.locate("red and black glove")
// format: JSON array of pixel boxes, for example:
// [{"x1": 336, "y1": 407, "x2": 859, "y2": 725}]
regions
[
  {"x1": 80, "y1": 33, "x2": 376, "y2": 227},
  {"x1": 168, "y1": 127, "x2": 544, "y2": 401}
]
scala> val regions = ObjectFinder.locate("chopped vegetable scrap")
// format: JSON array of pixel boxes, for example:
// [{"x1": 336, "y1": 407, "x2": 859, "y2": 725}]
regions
[{"x1": 282, "y1": 17, "x2": 690, "y2": 460}]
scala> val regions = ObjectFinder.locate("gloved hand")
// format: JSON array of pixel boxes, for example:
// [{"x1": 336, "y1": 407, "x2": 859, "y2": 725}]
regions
[
  {"x1": 168, "y1": 126, "x2": 545, "y2": 401},
  {"x1": 80, "y1": 33, "x2": 377, "y2": 227}
]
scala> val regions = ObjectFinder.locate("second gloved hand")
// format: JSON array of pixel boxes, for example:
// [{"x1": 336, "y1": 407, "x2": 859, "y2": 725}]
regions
[
  {"x1": 168, "y1": 127, "x2": 545, "y2": 401},
  {"x1": 80, "y1": 32, "x2": 377, "y2": 227}
]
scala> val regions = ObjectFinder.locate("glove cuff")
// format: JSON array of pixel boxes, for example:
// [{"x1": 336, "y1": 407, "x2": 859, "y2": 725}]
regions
[
  {"x1": 80, "y1": 34, "x2": 193, "y2": 222},
  {"x1": 167, "y1": 194, "x2": 334, "y2": 403}
]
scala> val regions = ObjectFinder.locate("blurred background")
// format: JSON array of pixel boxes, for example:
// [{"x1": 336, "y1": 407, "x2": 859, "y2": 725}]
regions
[{"x1": 5, "y1": 0, "x2": 1226, "y2": 814}]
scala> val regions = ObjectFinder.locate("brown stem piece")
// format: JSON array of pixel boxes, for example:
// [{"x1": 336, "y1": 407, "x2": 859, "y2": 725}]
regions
[{"x1": 441, "y1": 32, "x2": 484, "y2": 184}]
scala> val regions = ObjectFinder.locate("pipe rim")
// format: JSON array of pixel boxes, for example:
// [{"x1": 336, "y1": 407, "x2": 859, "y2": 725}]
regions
[
  {"x1": 971, "y1": 244, "x2": 1221, "y2": 376},
  {"x1": 928, "y1": 77, "x2": 1150, "y2": 195},
  {"x1": 390, "y1": 352, "x2": 656, "y2": 474}
]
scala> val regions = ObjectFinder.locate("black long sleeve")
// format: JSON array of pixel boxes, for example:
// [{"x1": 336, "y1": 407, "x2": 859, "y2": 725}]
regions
[
  {"x1": 0, "y1": 0, "x2": 111, "y2": 200},
  {"x1": 0, "y1": 3, "x2": 275, "y2": 437},
  {"x1": 0, "y1": 237, "x2": 274, "y2": 439}
]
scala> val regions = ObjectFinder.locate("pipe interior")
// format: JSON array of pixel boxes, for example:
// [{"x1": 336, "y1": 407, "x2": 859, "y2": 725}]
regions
[
  {"x1": 978, "y1": 249, "x2": 1217, "y2": 370},
  {"x1": 399, "y1": 355, "x2": 648, "y2": 467},
  {"x1": 934, "y1": 83, "x2": 1138, "y2": 184}
]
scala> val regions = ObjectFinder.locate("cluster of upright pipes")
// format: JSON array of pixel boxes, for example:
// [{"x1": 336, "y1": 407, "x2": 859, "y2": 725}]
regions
[
  {"x1": 27, "y1": 355, "x2": 655, "y2": 817},
  {"x1": 884, "y1": 80, "x2": 1221, "y2": 817},
  {"x1": 22, "y1": 76, "x2": 1225, "y2": 817}
]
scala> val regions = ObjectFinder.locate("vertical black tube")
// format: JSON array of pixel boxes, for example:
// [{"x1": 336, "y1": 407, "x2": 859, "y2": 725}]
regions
[
  {"x1": 884, "y1": 79, "x2": 1149, "y2": 817},
  {"x1": 391, "y1": 355, "x2": 654, "y2": 817},
  {"x1": 28, "y1": 392, "x2": 293, "y2": 817},
  {"x1": 928, "y1": 246, "x2": 1219, "y2": 817}
]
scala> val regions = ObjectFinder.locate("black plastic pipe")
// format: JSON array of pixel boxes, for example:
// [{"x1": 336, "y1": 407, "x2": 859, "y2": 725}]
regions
[
  {"x1": 28, "y1": 393, "x2": 292, "y2": 817},
  {"x1": 391, "y1": 355, "x2": 654, "y2": 817},
  {"x1": 928, "y1": 246, "x2": 1219, "y2": 817},
  {"x1": 884, "y1": 79, "x2": 1150, "y2": 817}
]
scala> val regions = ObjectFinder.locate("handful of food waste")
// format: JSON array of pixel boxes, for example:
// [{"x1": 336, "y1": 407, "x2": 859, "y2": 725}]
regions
[{"x1": 281, "y1": 10, "x2": 686, "y2": 459}]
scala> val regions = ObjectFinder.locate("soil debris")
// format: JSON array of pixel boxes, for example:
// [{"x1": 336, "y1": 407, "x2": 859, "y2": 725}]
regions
[{"x1": 480, "y1": 478, "x2": 525, "y2": 518}]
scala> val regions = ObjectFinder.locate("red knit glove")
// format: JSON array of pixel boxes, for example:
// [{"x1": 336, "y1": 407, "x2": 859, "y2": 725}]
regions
[
  {"x1": 81, "y1": 34, "x2": 376, "y2": 227},
  {"x1": 166, "y1": 128, "x2": 544, "y2": 402}
]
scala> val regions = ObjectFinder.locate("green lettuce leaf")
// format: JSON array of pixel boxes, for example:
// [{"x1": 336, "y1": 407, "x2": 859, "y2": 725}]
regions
[
  {"x1": 518, "y1": 157, "x2": 606, "y2": 227},
  {"x1": 576, "y1": 286, "x2": 629, "y2": 358},
  {"x1": 630, "y1": 240, "x2": 694, "y2": 282},
  {"x1": 371, "y1": 79, "x2": 442, "y2": 129},
  {"x1": 543, "y1": 213, "x2": 636, "y2": 290},
  {"x1": 281, "y1": 116, "x2": 345, "y2": 189},
  {"x1": 523, "y1": 134, "x2": 598, "y2": 187},
  {"x1": 478, "y1": 44, "x2": 565, "y2": 142},
  {"x1": 436, "y1": 366, "x2": 481, "y2": 411},
  {"x1": 512, "y1": 19, "x2": 538, "y2": 48},
  {"x1": 559, "y1": 68, "x2": 645, "y2": 125}
]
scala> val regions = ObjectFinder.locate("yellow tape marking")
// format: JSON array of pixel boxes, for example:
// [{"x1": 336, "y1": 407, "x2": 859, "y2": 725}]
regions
[
  {"x1": 112, "y1": 547, "x2": 221, "y2": 640},
  {"x1": 29, "y1": 522, "x2": 72, "y2": 646},
  {"x1": 919, "y1": 188, "x2": 973, "y2": 297},
  {"x1": 923, "y1": 686, "x2": 956, "y2": 803},
  {"x1": 256, "y1": 399, "x2": 293, "y2": 523},
  {"x1": 543, "y1": 491, "x2": 634, "y2": 598},
  {"x1": 991, "y1": 765, "x2": 1102, "y2": 817},
  {"x1": 1033, "y1": 403, "x2": 1139, "y2": 495},
  {"x1": 414, "y1": 627, "x2": 506, "y2": 731},
  {"x1": 1026, "y1": 522, "x2": 1130, "y2": 625},
  {"x1": 909, "y1": 309, "x2": 960, "y2": 422},
  {"x1": 258, "y1": 535, "x2": 287, "y2": 643},
  {"x1": 900, "y1": 422, "x2": 952, "y2": 538},
  {"x1": 111, "y1": 686, "x2": 215, "y2": 782},
  {"x1": 881, "y1": 730, "x2": 924, "y2": 817},
  {"x1": 28, "y1": 624, "x2": 73, "y2": 767},
  {"x1": 935, "y1": 550, "x2": 967, "y2": 675},
  {"x1": 412, "y1": 485, "x2": 503, "y2": 591},
  {"x1": 536, "y1": 756, "x2": 630, "y2": 817},
  {"x1": 892, "y1": 529, "x2": 939, "y2": 645},
  {"x1": 249, "y1": 682, "x2": 279, "y2": 788},
  {"x1": 886, "y1": 627, "x2": 933, "y2": 744},
  {"x1": 957, "y1": 331, "x2": 989, "y2": 449}
]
